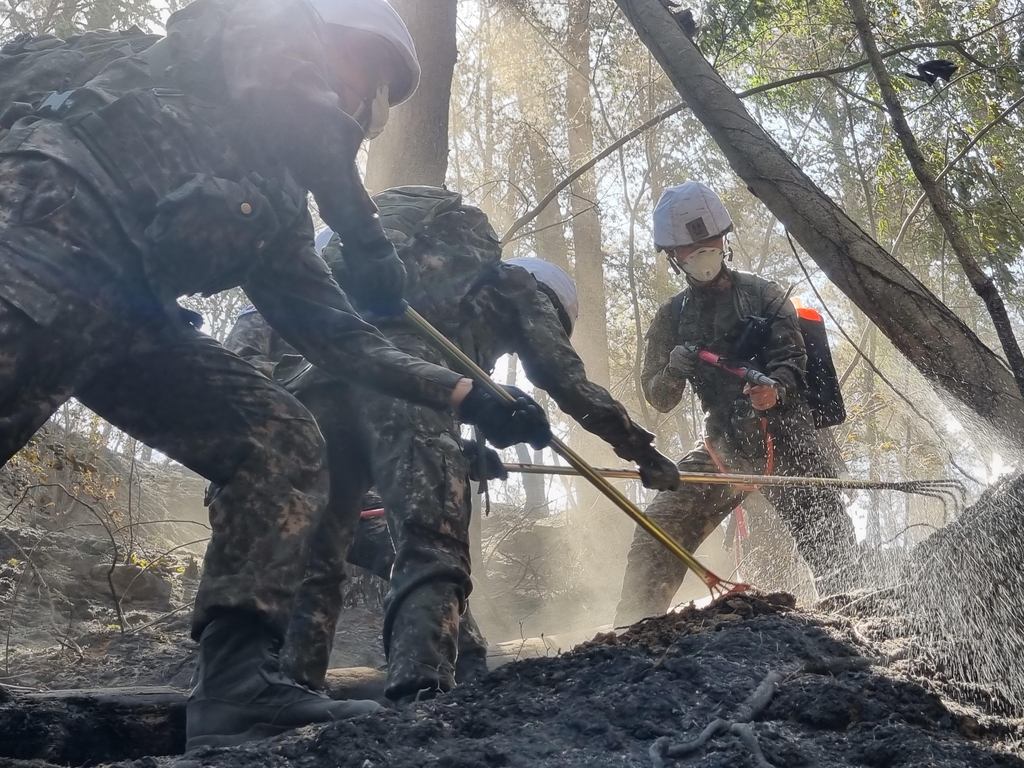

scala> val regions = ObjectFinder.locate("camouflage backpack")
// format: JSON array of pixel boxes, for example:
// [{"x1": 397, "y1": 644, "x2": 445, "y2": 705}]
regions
[
  {"x1": 0, "y1": 27, "x2": 160, "y2": 131},
  {"x1": 325, "y1": 185, "x2": 504, "y2": 335}
]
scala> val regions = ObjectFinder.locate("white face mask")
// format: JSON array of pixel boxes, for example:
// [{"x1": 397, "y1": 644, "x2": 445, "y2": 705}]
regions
[
  {"x1": 358, "y1": 85, "x2": 390, "y2": 140},
  {"x1": 679, "y1": 246, "x2": 725, "y2": 282}
]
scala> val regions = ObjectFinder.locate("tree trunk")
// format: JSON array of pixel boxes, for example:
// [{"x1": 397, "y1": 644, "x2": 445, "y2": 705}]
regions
[
  {"x1": 525, "y1": 132, "x2": 573, "y2": 274},
  {"x1": 611, "y1": 0, "x2": 1024, "y2": 445},
  {"x1": 363, "y1": 0, "x2": 457, "y2": 193},
  {"x1": 566, "y1": 0, "x2": 611, "y2": 390}
]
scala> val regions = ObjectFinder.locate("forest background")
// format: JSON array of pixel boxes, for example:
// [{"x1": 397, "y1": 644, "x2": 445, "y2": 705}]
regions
[{"x1": 3, "y1": 0, "x2": 1023, "y2": 638}]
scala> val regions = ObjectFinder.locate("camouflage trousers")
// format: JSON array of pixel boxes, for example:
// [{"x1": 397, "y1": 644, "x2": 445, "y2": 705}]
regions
[
  {"x1": 281, "y1": 331, "x2": 485, "y2": 700},
  {"x1": 614, "y1": 409, "x2": 857, "y2": 627},
  {"x1": 345, "y1": 508, "x2": 488, "y2": 682},
  {"x1": 0, "y1": 156, "x2": 329, "y2": 642}
]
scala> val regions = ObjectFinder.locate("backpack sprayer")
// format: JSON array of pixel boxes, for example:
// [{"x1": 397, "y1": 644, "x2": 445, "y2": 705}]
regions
[{"x1": 403, "y1": 306, "x2": 746, "y2": 599}]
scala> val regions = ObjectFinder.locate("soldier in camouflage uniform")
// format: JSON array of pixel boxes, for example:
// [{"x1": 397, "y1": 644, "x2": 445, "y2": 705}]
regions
[
  {"x1": 226, "y1": 185, "x2": 679, "y2": 702},
  {"x1": 0, "y1": 0, "x2": 550, "y2": 749},
  {"x1": 614, "y1": 182, "x2": 858, "y2": 626},
  {"x1": 343, "y1": 488, "x2": 493, "y2": 680}
]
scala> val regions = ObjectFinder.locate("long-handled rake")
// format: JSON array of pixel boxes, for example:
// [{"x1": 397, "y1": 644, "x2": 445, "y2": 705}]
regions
[
  {"x1": 503, "y1": 463, "x2": 966, "y2": 517},
  {"x1": 404, "y1": 306, "x2": 746, "y2": 598}
]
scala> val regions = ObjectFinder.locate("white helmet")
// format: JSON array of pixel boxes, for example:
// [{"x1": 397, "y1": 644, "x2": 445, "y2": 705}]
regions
[
  {"x1": 310, "y1": 0, "x2": 421, "y2": 105},
  {"x1": 652, "y1": 181, "x2": 734, "y2": 250},
  {"x1": 506, "y1": 258, "x2": 579, "y2": 337},
  {"x1": 314, "y1": 227, "x2": 335, "y2": 254}
]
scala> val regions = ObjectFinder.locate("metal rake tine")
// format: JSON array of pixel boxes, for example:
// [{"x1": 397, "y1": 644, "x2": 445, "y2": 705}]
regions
[
  {"x1": 867, "y1": 481, "x2": 961, "y2": 520},
  {"x1": 916, "y1": 490, "x2": 954, "y2": 520}
]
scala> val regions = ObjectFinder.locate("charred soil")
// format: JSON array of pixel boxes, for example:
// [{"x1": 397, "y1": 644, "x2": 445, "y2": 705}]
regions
[{"x1": 4, "y1": 591, "x2": 1015, "y2": 768}]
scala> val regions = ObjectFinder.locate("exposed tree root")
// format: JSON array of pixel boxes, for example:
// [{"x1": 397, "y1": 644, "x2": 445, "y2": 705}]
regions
[{"x1": 650, "y1": 670, "x2": 783, "y2": 767}]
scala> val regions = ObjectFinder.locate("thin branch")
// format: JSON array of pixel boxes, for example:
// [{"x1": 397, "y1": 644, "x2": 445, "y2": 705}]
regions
[
  {"x1": 501, "y1": 36, "x2": 978, "y2": 245},
  {"x1": 126, "y1": 599, "x2": 196, "y2": 635},
  {"x1": 3, "y1": 532, "x2": 58, "y2": 675},
  {"x1": 504, "y1": 205, "x2": 597, "y2": 244},
  {"x1": 848, "y1": 0, "x2": 1024, "y2": 397},
  {"x1": 891, "y1": 93, "x2": 1024, "y2": 257},
  {"x1": 0, "y1": 482, "x2": 60, "y2": 528},
  {"x1": 112, "y1": 518, "x2": 211, "y2": 535},
  {"x1": 839, "y1": 320, "x2": 874, "y2": 389},
  {"x1": 117, "y1": 537, "x2": 210, "y2": 615},
  {"x1": 825, "y1": 75, "x2": 885, "y2": 111},
  {"x1": 502, "y1": 102, "x2": 684, "y2": 244}
]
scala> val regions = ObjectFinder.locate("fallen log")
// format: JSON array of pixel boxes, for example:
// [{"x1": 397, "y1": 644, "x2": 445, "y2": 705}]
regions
[
  {"x1": 0, "y1": 685, "x2": 185, "y2": 764},
  {"x1": 5, "y1": 656, "x2": 636, "y2": 765},
  {"x1": 323, "y1": 665, "x2": 388, "y2": 703},
  {"x1": 0, "y1": 666, "x2": 395, "y2": 764}
]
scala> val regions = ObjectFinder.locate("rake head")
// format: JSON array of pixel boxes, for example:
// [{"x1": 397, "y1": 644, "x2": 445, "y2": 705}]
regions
[
  {"x1": 703, "y1": 571, "x2": 750, "y2": 599},
  {"x1": 880, "y1": 478, "x2": 967, "y2": 519}
]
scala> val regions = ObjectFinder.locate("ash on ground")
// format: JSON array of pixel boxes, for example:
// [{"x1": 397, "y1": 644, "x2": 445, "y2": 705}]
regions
[{"x1": 100, "y1": 592, "x2": 1024, "y2": 768}]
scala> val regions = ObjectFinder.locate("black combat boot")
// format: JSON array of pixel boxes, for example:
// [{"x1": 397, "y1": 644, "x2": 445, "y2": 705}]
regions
[
  {"x1": 454, "y1": 647, "x2": 489, "y2": 685},
  {"x1": 454, "y1": 606, "x2": 489, "y2": 685},
  {"x1": 186, "y1": 611, "x2": 380, "y2": 750},
  {"x1": 384, "y1": 579, "x2": 463, "y2": 704}
]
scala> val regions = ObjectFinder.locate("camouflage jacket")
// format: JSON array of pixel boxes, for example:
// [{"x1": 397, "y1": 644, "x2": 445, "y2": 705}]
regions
[
  {"x1": 230, "y1": 189, "x2": 663, "y2": 466},
  {"x1": 0, "y1": 28, "x2": 161, "y2": 116},
  {"x1": 0, "y1": 0, "x2": 462, "y2": 410},
  {"x1": 455, "y1": 262, "x2": 660, "y2": 464},
  {"x1": 642, "y1": 268, "x2": 810, "y2": 435}
]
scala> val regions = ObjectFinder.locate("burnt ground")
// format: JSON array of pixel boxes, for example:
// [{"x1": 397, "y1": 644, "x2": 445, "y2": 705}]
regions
[
  {"x1": 4, "y1": 591, "x2": 1015, "y2": 768},
  {"x1": 1, "y1": 603, "x2": 385, "y2": 694},
  {"x1": 3, "y1": 445, "x2": 1024, "y2": 768},
  {"x1": 171, "y1": 592, "x2": 1021, "y2": 768},
  {"x1": 0, "y1": 519, "x2": 386, "y2": 695}
]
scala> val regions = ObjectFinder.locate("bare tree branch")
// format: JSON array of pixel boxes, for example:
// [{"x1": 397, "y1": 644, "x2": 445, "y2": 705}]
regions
[
  {"x1": 501, "y1": 36, "x2": 988, "y2": 245},
  {"x1": 117, "y1": 537, "x2": 210, "y2": 615},
  {"x1": 891, "y1": 93, "x2": 1024, "y2": 257},
  {"x1": 848, "y1": 0, "x2": 1024, "y2": 398}
]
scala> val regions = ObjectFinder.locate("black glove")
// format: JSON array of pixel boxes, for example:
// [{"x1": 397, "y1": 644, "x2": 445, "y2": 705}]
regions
[
  {"x1": 458, "y1": 385, "x2": 552, "y2": 450},
  {"x1": 462, "y1": 439, "x2": 508, "y2": 482},
  {"x1": 246, "y1": 173, "x2": 302, "y2": 232},
  {"x1": 177, "y1": 305, "x2": 205, "y2": 330},
  {"x1": 343, "y1": 239, "x2": 408, "y2": 318},
  {"x1": 667, "y1": 344, "x2": 698, "y2": 377},
  {"x1": 636, "y1": 448, "x2": 680, "y2": 491}
]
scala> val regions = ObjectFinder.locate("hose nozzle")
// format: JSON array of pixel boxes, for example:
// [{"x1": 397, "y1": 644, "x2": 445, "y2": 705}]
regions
[{"x1": 694, "y1": 348, "x2": 779, "y2": 388}]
